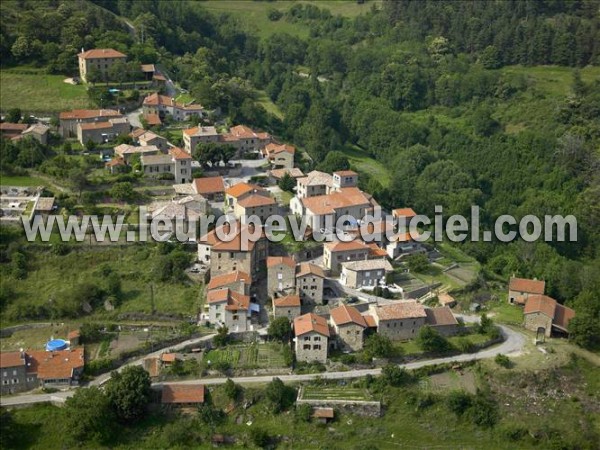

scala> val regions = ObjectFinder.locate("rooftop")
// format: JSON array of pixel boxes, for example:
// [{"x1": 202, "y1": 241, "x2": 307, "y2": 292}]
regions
[
  {"x1": 161, "y1": 384, "x2": 205, "y2": 404},
  {"x1": 294, "y1": 313, "x2": 330, "y2": 337},
  {"x1": 301, "y1": 187, "x2": 374, "y2": 215},
  {"x1": 273, "y1": 295, "x2": 301, "y2": 307},
  {"x1": 325, "y1": 239, "x2": 370, "y2": 253},
  {"x1": 267, "y1": 256, "x2": 296, "y2": 268},
  {"x1": 78, "y1": 48, "x2": 126, "y2": 59},
  {"x1": 237, "y1": 194, "x2": 276, "y2": 209},
  {"x1": 296, "y1": 262, "x2": 325, "y2": 278},
  {"x1": 392, "y1": 207, "x2": 417, "y2": 218},
  {"x1": 225, "y1": 182, "x2": 266, "y2": 199},
  {"x1": 375, "y1": 301, "x2": 427, "y2": 321},
  {"x1": 207, "y1": 271, "x2": 251, "y2": 290},
  {"x1": 269, "y1": 168, "x2": 305, "y2": 179},
  {"x1": 297, "y1": 170, "x2": 333, "y2": 187},
  {"x1": 0, "y1": 351, "x2": 25, "y2": 369},
  {"x1": 509, "y1": 277, "x2": 546, "y2": 295},
  {"x1": 59, "y1": 109, "x2": 121, "y2": 120},
  {"x1": 330, "y1": 304, "x2": 367, "y2": 327},
  {"x1": 425, "y1": 307, "x2": 458, "y2": 326},
  {"x1": 141, "y1": 153, "x2": 172, "y2": 165},
  {"x1": 28, "y1": 348, "x2": 84, "y2": 380},
  {"x1": 206, "y1": 288, "x2": 250, "y2": 311},
  {"x1": 184, "y1": 125, "x2": 219, "y2": 137},
  {"x1": 524, "y1": 294, "x2": 557, "y2": 319},
  {"x1": 341, "y1": 258, "x2": 392, "y2": 272}
]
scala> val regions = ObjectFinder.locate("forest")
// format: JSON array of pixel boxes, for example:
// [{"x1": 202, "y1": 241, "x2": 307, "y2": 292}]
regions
[{"x1": 0, "y1": 0, "x2": 599, "y2": 348}]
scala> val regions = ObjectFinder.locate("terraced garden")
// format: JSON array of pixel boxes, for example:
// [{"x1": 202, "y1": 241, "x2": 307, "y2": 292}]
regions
[
  {"x1": 300, "y1": 385, "x2": 372, "y2": 401},
  {"x1": 204, "y1": 343, "x2": 289, "y2": 369}
]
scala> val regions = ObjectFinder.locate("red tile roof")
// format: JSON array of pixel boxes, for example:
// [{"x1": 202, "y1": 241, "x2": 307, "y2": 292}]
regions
[
  {"x1": 207, "y1": 271, "x2": 251, "y2": 290},
  {"x1": 199, "y1": 223, "x2": 260, "y2": 252},
  {"x1": 144, "y1": 113, "x2": 162, "y2": 126},
  {"x1": 161, "y1": 384, "x2": 205, "y2": 404},
  {"x1": 28, "y1": 348, "x2": 84, "y2": 380},
  {"x1": 169, "y1": 146, "x2": 192, "y2": 160},
  {"x1": 0, "y1": 123, "x2": 28, "y2": 132},
  {"x1": 78, "y1": 48, "x2": 126, "y2": 59},
  {"x1": 330, "y1": 304, "x2": 367, "y2": 328},
  {"x1": 509, "y1": 277, "x2": 545, "y2": 295},
  {"x1": 105, "y1": 157, "x2": 126, "y2": 167},
  {"x1": 296, "y1": 263, "x2": 325, "y2": 278},
  {"x1": 325, "y1": 239, "x2": 370, "y2": 253},
  {"x1": 294, "y1": 313, "x2": 330, "y2": 337},
  {"x1": 207, "y1": 289, "x2": 250, "y2": 311},
  {"x1": 273, "y1": 295, "x2": 301, "y2": 307},
  {"x1": 59, "y1": 109, "x2": 121, "y2": 120},
  {"x1": 225, "y1": 182, "x2": 265, "y2": 199},
  {"x1": 425, "y1": 307, "x2": 458, "y2": 326},
  {"x1": 237, "y1": 194, "x2": 276, "y2": 208},
  {"x1": 78, "y1": 121, "x2": 113, "y2": 131},
  {"x1": 375, "y1": 301, "x2": 427, "y2": 321},
  {"x1": 334, "y1": 170, "x2": 357, "y2": 177},
  {"x1": 193, "y1": 176, "x2": 225, "y2": 195},
  {"x1": 0, "y1": 352, "x2": 25, "y2": 369},
  {"x1": 312, "y1": 407, "x2": 334, "y2": 418},
  {"x1": 392, "y1": 207, "x2": 417, "y2": 219},
  {"x1": 67, "y1": 330, "x2": 81, "y2": 340},
  {"x1": 362, "y1": 314, "x2": 377, "y2": 328},
  {"x1": 301, "y1": 187, "x2": 373, "y2": 215},
  {"x1": 267, "y1": 256, "x2": 296, "y2": 268},
  {"x1": 524, "y1": 295, "x2": 557, "y2": 319},
  {"x1": 553, "y1": 304, "x2": 576, "y2": 330},
  {"x1": 161, "y1": 353, "x2": 178, "y2": 363}
]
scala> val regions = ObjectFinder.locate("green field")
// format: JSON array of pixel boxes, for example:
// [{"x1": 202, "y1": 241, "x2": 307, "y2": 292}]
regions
[
  {"x1": 0, "y1": 69, "x2": 89, "y2": 113},
  {"x1": 341, "y1": 145, "x2": 391, "y2": 187},
  {"x1": 200, "y1": 1, "x2": 380, "y2": 39},
  {"x1": 0, "y1": 175, "x2": 46, "y2": 187},
  {"x1": 256, "y1": 89, "x2": 284, "y2": 119},
  {"x1": 0, "y1": 246, "x2": 202, "y2": 324}
]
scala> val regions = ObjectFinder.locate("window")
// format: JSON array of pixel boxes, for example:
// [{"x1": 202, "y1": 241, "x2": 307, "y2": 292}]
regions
[
  {"x1": 313, "y1": 345, "x2": 321, "y2": 350},
  {"x1": 233, "y1": 315, "x2": 239, "y2": 320},
  {"x1": 304, "y1": 336, "x2": 310, "y2": 341},
  {"x1": 12, "y1": 370, "x2": 16, "y2": 376},
  {"x1": 365, "y1": 271, "x2": 371, "y2": 278},
  {"x1": 314, "y1": 336, "x2": 321, "y2": 342},
  {"x1": 277, "y1": 273, "x2": 283, "y2": 280},
  {"x1": 303, "y1": 344, "x2": 311, "y2": 350},
  {"x1": 230, "y1": 252, "x2": 235, "y2": 258}
]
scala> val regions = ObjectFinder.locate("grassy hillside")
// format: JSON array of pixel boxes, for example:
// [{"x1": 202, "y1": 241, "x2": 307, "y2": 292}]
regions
[
  {"x1": 200, "y1": 0, "x2": 380, "y2": 39},
  {"x1": 0, "y1": 69, "x2": 89, "y2": 114}
]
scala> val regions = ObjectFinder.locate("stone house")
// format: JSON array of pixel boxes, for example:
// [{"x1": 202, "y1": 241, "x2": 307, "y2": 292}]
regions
[
  {"x1": 0, "y1": 123, "x2": 28, "y2": 139},
  {"x1": 114, "y1": 144, "x2": 161, "y2": 163},
  {"x1": 386, "y1": 231, "x2": 425, "y2": 259},
  {"x1": 221, "y1": 125, "x2": 271, "y2": 156},
  {"x1": 329, "y1": 304, "x2": 367, "y2": 352},
  {"x1": 59, "y1": 109, "x2": 122, "y2": 138},
  {"x1": 323, "y1": 239, "x2": 371, "y2": 275},
  {"x1": 234, "y1": 194, "x2": 277, "y2": 223},
  {"x1": 192, "y1": 177, "x2": 225, "y2": 202},
  {"x1": 78, "y1": 48, "x2": 127, "y2": 82},
  {"x1": 332, "y1": 170, "x2": 358, "y2": 189},
  {"x1": 22, "y1": 124, "x2": 50, "y2": 145},
  {"x1": 294, "y1": 313, "x2": 330, "y2": 363},
  {"x1": 523, "y1": 295, "x2": 575, "y2": 337},
  {"x1": 392, "y1": 207, "x2": 417, "y2": 227},
  {"x1": 267, "y1": 256, "x2": 296, "y2": 296},
  {"x1": 295, "y1": 171, "x2": 333, "y2": 199},
  {"x1": 424, "y1": 307, "x2": 459, "y2": 337},
  {"x1": 295, "y1": 263, "x2": 325, "y2": 305},
  {"x1": 141, "y1": 147, "x2": 193, "y2": 184},
  {"x1": 225, "y1": 182, "x2": 269, "y2": 210},
  {"x1": 161, "y1": 384, "x2": 205, "y2": 408},
  {"x1": 261, "y1": 143, "x2": 295, "y2": 169},
  {"x1": 198, "y1": 222, "x2": 268, "y2": 279},
  {"x1": 130, "y1": 129, "x2": 169, "y2": 152},
  {"x1": 272, "y1": 295, "x2": 302, "y2": 320},
  {"x1": 268, "y1": 168, "x2": 305, "y2": 184},
  {"x1": 142, "y1": 93, "x2": 205, "y2": 122},
  {"x1": 1, "y1": 352, "x2": 36, "y2": 395},
  {"x1": 183, "y1": 125, "x2": 220, "y2": 153},
  {"x1": 508, "y1": 277, "x2": 546, "y2": 305},
  {"x1": 369, "y1": 301, "x2": 427, "y2": 341},
  {"x1": 340, "y1": 259, "x2": 393, "y2": 289},
  {"x1": 207, "y1": 270, "x2": 251, "y2": 295},
  {"x1": 77, "y1": 117, "x2": 130, "y2": 145},
  {"x1": 207, "y1": 288, "x2": 250, "y2": 332}
]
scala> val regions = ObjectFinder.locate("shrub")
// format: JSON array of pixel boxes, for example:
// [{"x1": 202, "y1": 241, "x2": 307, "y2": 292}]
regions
[
  {"x1": 494, "y1": 354, "x2": 511, "y2": 368},
  {"x1": 267, "y1": 8, "x2": 283, "y2": 21},
  {"x1": 416, "y1": 326, "x2": 451, "y2": 353},
  {"x1": 295, "y1": 403, "x2": 312, "y2": 423},
  {"x1": 380, "y1": 364, "x2": 412, "y2": 387},
  {"x1": 446, "y1": 390, "x2": 472, "y2": 416}
]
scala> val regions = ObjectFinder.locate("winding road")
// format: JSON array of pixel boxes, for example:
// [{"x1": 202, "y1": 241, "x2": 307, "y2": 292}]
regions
[{"x1": 0, "y1": 324, "x2": 526, "y2": 407}]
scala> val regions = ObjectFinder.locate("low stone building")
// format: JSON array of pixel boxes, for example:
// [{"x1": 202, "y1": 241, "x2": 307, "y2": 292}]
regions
[
  {"x1": 114, "y1": 143, "x2": 161, "y2": 163},
  {"x1": 340, "y1": 259, "x2": 393, "y2": 289},
  {"x1": 296, "y1": 263, "x2": 325, "y2": 305},
  {"x1": 261, "y1": 143, "x2": 295, "y2": 169},
  {"x1": 22, "y1": 124, "x2": 50, "y2": 145},
  {"x1": 508, "y1": 277, "x2": 546, "y2": 305},
  {"x1": 272, "y1": 295, "x2": 301, "y2": 320},
  {"x1": 141, "y1": 147, "x2": 193, "y2": 184},
  {"x1": 424, "y1": 306, "x2": 459, "y2": 337},
  {"x1": 183, "y1": 125, "x2": 220, "y2": 153},
  {"x1": 234, "y1": 194, "x2": 277, "y2": 223},
  {"x1": 130, "y1": 129, "x2": 169, "y2": 151},
  {"x1": 161, "y1": 384, "x2": 205, "y2": 408},
  {"x1": 225, "y1": 182, "x2": 270, "y2": 210},
  {"x1": 294, "y1": 313, "x2": 330, "y2": 363},
  {"x1": 523, "y1": 294, "x2": 575, "y2": 337},
  {"x1": 369, "y1": 301, "x2": 427, "y2": 341},
  {"x1": 77, "y1": 117, "x2": 130, "y2": 145},
  {"x1": 330, "y1": 304, "x2": 367, "y2": 352},
  {"x1": 323, "y1": 240, "x2": 371, "y2": 275},
  {"x1": 1, "y1": 352, "x2": 35, "y2": 395},
  {"x1": 59, "y1": 109, "x2": 122, "y2": 138},
  {"x1": 267, "y1": 256, "x2": 296, "y2": 296}
]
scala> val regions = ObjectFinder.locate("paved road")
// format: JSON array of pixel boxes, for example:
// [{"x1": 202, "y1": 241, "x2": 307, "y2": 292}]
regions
[{"x1": 0, "y1": 325, "x2": 525, "y2": 407}]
